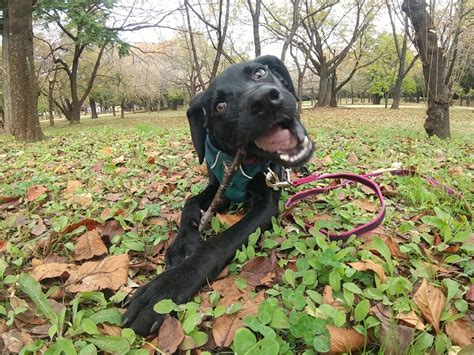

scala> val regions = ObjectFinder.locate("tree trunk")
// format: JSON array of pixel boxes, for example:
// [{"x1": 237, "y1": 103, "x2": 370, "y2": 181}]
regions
[
  {"x1": 89, "y1": 97, "x2": 98, "y2": 118},
  {"x1": 2, "y1": 4, "x2": 12, "y2": 133},
  {"x1": 329, "y1": 72, "x2": 338, "y2": 107},
  {"x1": 402, "y1": 0, "x2": 450, "y2": 139},
  {"x1": 247, "y1": 0, "x2": 261, "y2": 57},
  {"x1": 3, "y1": 0, "x2": 44, "y2": 142},
  {"x1": 391, "y1": 78, "x2": 403, "y2": 109},
  {"x1": 112, "y1": 105, "x2": 116, "y2": 117},
  {"x1": 70, "y1": 102, "x2": 81, "y2": 124},
  {"x1": 316, "y1": 65, "x2": 331, "y2": 106},
  {"x1": 120, "y1": 101, "x2": 125, "y2": 118}
]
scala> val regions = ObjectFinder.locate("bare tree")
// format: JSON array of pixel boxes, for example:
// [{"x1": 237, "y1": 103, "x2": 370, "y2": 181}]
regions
[
  {"x1": 247, "y1": 0, "x2": 262, "y2": 57},
  {"x1": 385, "y1": 0, "x2": 418, "y2": 109},
  {"x1": 402, "y1": 0, "x2": 472, "y2": 138},
  {"x1": 185, "y1": 0, "x2": 232, "y2": 83},
  {"x1": 2, "y1": 0, "x2": 44, "y2": 142}
]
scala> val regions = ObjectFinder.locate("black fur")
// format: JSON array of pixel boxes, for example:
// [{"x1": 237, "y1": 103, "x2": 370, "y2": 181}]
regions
[{"x1": 122, "y1": 55, "x2": 314, "y2": 336}]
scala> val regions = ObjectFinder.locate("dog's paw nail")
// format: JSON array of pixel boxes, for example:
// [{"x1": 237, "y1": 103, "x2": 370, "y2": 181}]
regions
[
  {"x1": 122, "y1": 317, "x2": 129, "y2": 326},
  {"x1": 150, "y1": 320, "x2": 160, "y2": 334}
]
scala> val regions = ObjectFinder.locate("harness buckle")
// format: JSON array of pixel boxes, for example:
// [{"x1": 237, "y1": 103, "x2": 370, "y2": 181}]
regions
[{"x1": 265, "y1": 168, "x2": 292, "y2": 190}]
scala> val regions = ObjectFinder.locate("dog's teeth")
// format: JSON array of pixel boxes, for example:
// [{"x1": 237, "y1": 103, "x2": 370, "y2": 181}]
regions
[
  {"x1": 303, "y1": 136, "x2": 308, "y2": 145},
  {"x1": 280, "y1": 154, "x2": 290, "y2": 161}
]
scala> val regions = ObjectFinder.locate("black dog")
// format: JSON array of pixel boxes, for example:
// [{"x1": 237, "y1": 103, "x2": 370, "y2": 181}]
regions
[{"x1": 123, "y1": 55, "x2": 314, "y2": 336}]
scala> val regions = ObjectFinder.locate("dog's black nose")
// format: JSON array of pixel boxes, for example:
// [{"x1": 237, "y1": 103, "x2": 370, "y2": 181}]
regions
[{"x1": 249, "y1": 87, "x2": 283, "y2": 114}]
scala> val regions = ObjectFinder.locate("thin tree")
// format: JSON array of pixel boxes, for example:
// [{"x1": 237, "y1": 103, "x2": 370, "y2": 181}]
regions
[
  {"x1": 2, "y1": 0, "x2": 44, "y2": 142},
  {"x1": 402, "y1": 0, "x2": 472, "y2": 138},
  {"x1": 385, "y1": 0, "x2": 418, "y2": 109},
  {"x1": 247, "y1": 0, "x2": 262, "y2": 57}
]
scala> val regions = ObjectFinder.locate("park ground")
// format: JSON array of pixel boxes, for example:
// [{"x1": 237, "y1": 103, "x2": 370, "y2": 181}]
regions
[{"x1": 0, "y1": 106, "x2": 473, "y2": 353}]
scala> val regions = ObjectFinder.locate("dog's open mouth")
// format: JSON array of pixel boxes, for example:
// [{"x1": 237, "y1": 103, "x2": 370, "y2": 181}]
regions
[{"x1": 253, "y1": 123, "x2": 313, "y2": 167}]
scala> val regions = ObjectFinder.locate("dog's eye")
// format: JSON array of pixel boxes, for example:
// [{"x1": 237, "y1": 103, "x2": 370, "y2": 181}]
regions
[
  {"x1": 253, "y1": 68, "x2": 267, "y2": 80},
  {"x1": 215, "y1": 102, "x2": 227, "y2": 113}
]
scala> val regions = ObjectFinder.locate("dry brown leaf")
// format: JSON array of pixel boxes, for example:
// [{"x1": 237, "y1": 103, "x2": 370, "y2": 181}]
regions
[
  {"x1": 31, "y1": 218, "x2": 46, "y2": 236},
  {"x1": 112, "y1": 155, "x2": 125, "y2": 165},
  {"x1": 347, "y1": 152, "x2": 359, "y2": 165},
  {"x1": 0, "y1": 240, "x2": 6, "y2": 253},
  {"x1": 348, "y1": 260, "x2": 387, "y2": 283},
  {"x1": 352, "y1": 199, "x2": 379, "y2": 213},
  {"x1": 412, "y1": 279, "x2": 446, "y2": 334},
  {"x1": 327, "y1": 325, "x2": 366, "y2": 353},
  {"x1": 362, "y1": 229, "x2": 406, "y2": 259},
  {"x1": 65, "y1": 254, "x2": 129, "y2": 293},
  {"x1": 74, "y1": 229, "x2": 108, "y2": 261},
  {"x1": 178, "y1": 335, "x2": 197, "y2": 351},
  {"x1": 1, "y1": 329, "x2": 34, "y2": 353},
  {"x1": 466, "y1": 285, "x2": 474, "y2": 302},
  {"x1": 30, "y1": 262, "x2": 76, "y2": 281},
  {"x1": 0, "y1": 196, "x2": 21, "y2": 210},
  {"x1": 240, "y1": 256, "x2": 276, "y2": 287},
  {"x1": 212, "y1": 291, "x2": 264, "y2": 347},
  {"x1": 62, "y1": 218, "x2": 100, "y2": 235},
  {"x1": 396, "y1": 310, "x2": 425, "y2": 330},
  {"x1": 104, "y1": 193, "x2": 123, "y2": 202},
  {"x1": 322, "y1": 285, "x2": 346, "y2": 312},
  {"x1": 65, "y1": 180, "x2": 82, "y2": 195},
  {"x1": 445, "y1": 318, "x2": 474, "y2": 347},
  {"x1": 97, "y1": 220, "x2": 125, "y2": 238},
  {"x1": 156, "y1": 316, "x2": 185, "y2": 354},
  {"x1": 102, "y1": 146, "x2": 113, "y2": 156},
  {"x1": 27, "y1": 185, "x2": 48, "y2": 201},
  {"x1": 99, "y1": 324, "x2": 123, "y2": 337},
  {"x1": 212, "y1": 276, "x2": 245, "y2": 307},
  {"x1": 216, "y1": 213, "x2": 243, "y2": 227},
  {"x1": 370, "y1": 303, "x2": 415, "y2": 355}
]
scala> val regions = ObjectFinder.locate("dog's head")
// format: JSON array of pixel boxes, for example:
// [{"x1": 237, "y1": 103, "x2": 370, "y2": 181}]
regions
[{"x1": 187, "y1": 55, "x2": 314, "y2": 168}]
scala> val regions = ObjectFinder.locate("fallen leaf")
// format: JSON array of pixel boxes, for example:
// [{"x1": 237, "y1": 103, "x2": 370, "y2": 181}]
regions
[
  {"x1": 146, "y1": 156, "x2": 156, "y2": 164},
  {"x1": 156, "y1": 316, "x2": 185, "y2": 353},
  {"x1": 0, "y1": 240, "x2": 6, "y2": 253},
  {"x1": 396, "y1": 310, "x2": 425, "y2": 330},
  {"x1": 216, "y1": 213, "x2": 243, "y2": 227},
  {"x1": 348, "y1": 260, "x2": 387, "y2": 283},
  {"x1": 322, "y1": 285, "x2": 346, "y2": 312},
  {"x1": 347, "y1": 152, "x2": 359, "y2": 165},
  {"x1": 240, "y1": 257, "x2": 276, "y2": 287},
  {"x1": 352, "y1": 199, "x2": 379, "y2": 213},
  {"x1": 31, "y1": 218, "x2": 46, "y2": 236},
  {"x1": 66, "y1": 254, "x2": 129, "y2": 292},
  {"x1": 178, "y1": 335, "x2": 196, "y2": 351},
  {"x1": 30, "y1": 262, "x2": 76, "y2": 281},
  {"x1": 104, "y1": 193, "x2": 123, "y2": 202},
  {"x1": 412, "y1": 279, "x2": 446, "y2": 334},
  {"x1": 102, "y1": 146, "x2": 113, "y2": 156},
  {"x1": 370, "y1": 303, "x2": 415, "y2": 355},
  {"x1": 327, "y1": 325, "x2": 366, "y2": 353},
  {"x1": 65, "y1": 180, "x2": 82, "y2": 195},
  {"x1": 212, "y1": 291, "x2": 264, "y2": 347},
  {"x1": 27, "y1": 185, "x2": 48, "y2": 201},
  {"x1": 112, "y1": 155, "x2": 125, "y2": 165},
  {"x1": 466, "y1": 285, "x2": 474, "y2": 302},
  {"x1": 62, "y1": 218, "x2": 100, "y2": 235},
  {"x1": 74, "y1": 230, "x2": 108, "y2": 261},
  {"x1": 445, "y1": 317, "x2": 474, "y2": 347},
  {"x1": 99, "y1": 324, "x2": 123, "y2": 337},
  {"x1": 1, "y1": 329, "x2": 33, "y2": 353},
  {"x1": 212, "y1": 276, "x2": 245, "y2": 307},
  {"x1": 448, "y1": 166, "x2": 464, "y2": 176},
  {"x1": 97, "y1": 220, "x2": 125, "y2": 238},
  {"x1": 0, "y1": 195, "x2": 21, "y2": 210}
]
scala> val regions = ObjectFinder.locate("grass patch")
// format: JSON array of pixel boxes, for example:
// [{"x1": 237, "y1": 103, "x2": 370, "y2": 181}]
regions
[{"x1": 0, "y1": 107, "x2": 472, "y2": 354}]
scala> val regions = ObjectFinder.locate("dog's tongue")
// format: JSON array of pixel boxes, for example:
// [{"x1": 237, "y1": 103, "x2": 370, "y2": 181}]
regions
[{"x1": 255, "y1": 126, "x2": 298, "y2": 152}]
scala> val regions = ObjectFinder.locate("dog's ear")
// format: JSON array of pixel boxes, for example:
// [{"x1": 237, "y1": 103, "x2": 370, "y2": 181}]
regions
[
  {"x1": 187, "y1": 92, "x2": 207, "y2": 164},
  {"x1": 254, "y1": 55, "x2": 298, "y2": 100}
]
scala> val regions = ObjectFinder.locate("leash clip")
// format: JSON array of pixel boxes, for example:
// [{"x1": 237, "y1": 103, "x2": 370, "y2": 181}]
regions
[{"x1": 266, "y1": 168, "x2": 292, "y2": 190}]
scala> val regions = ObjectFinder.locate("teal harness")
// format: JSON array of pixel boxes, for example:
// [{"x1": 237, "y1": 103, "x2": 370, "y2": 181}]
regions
[{"x1": 204, "y1": 135, "x2": 265, "y2": 203}]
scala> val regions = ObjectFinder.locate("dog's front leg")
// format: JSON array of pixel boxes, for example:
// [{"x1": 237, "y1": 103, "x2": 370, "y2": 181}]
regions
[
  {"x1": 165, "y1": 180, "x2": 219, "y2": 269},
  {"x1": 123, "y1": 173, "x2": 280, "y2": 336}
]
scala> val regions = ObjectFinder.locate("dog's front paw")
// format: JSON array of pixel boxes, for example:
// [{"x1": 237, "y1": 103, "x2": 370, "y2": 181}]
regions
[
  {"x1": 122, "y1": 264, "x2": 201, "y2": 336},
  {"x1": 165, "y1": 234, "x2": 200, "y2": 269}
]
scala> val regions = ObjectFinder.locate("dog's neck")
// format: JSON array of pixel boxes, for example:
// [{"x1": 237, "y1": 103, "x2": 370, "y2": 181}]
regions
[{"x1": 204, "y1": 134, "x2": 267, "y2": 203}]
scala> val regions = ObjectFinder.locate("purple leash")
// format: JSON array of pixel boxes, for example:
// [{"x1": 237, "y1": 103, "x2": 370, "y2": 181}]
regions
[{"x1": 276, "y1": 168, "x2": 461, "y2": 241}]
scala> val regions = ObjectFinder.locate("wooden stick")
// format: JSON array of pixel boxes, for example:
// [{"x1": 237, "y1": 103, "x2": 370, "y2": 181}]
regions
[{"x1": 199, "y1": 147, "x2": 246, "y2": 233}]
